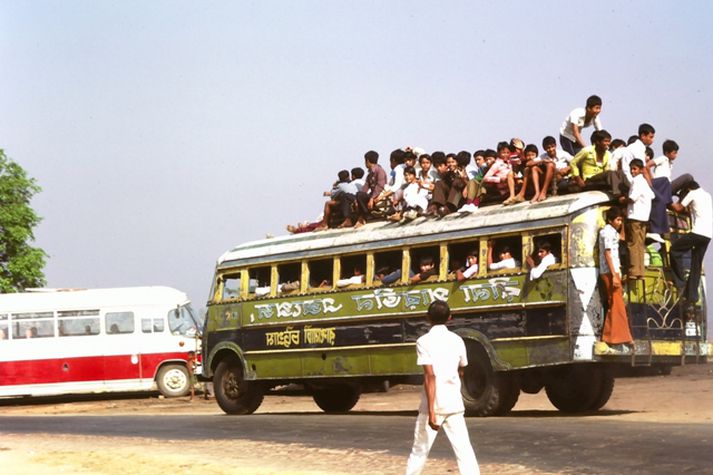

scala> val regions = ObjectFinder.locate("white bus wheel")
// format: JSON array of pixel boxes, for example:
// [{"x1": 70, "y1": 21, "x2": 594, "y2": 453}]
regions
[{"x1": 157, "y1": 364, "x2": 190, "y2": 397}]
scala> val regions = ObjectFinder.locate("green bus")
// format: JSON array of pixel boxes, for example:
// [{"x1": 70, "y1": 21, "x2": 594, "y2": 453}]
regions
[{"x1": 202, "y1": 191, "x2": 710, "y2": 416}]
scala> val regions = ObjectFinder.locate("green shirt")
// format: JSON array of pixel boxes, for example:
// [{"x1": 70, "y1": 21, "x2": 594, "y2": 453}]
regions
[{"x1": 570, "y1": 145, "x2": 610, "y2": 180}]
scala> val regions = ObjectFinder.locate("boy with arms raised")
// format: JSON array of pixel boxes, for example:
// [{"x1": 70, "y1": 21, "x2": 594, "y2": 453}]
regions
[
  {"x1": 405, "y1": 300, "x2": 479, "y2": 475},
  {"x1": 646, "y1": 139, "x2": 678, "y2": 243}
]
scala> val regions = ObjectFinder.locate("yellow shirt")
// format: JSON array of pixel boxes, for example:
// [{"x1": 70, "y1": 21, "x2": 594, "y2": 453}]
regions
[{"x1": 570, "y1": 145, "x2": 610, "y2": 179}]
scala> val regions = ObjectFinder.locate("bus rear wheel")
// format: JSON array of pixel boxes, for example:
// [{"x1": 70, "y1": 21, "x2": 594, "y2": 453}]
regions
[
  {"x1": 313, "y1": 385, "x2": 361, "y2": 413},
  {"x1": 214, "y1": 357, "x2": 264, "y2": 415},
  {"x1": 156, "y1": 364, "x2": 190, "y2": 397},
  {"x1": 545, "y1": 365, "x2": 610, "y2": 413},
  {"x1": 461, "y1": 343, "x2": 519, "y2": 417}
]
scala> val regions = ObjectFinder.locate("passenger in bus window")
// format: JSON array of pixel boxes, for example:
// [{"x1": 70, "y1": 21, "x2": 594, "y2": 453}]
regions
[
  {"x1": 25, "y1": 327, "x2": 37, "y2": 339},
  {"x1": 0, "y1": 327, "x2": 7, "y2": 340},
  {"x1": 109, "y1": 324, "x2": 120, "y2": 334},
  {"x1": 487, "y1": 241, "x2": 517, "y2": 271},
  {"x1": 336, "y1": 265, "x2": 365, "y2": 288},
  {"x1": 599, "y1": 207, "x2": 634, "y2": 347},
  {"x1": 526, "y1": 242, "x2": 557, "y2": 280},
  {"x1": 456, "y1": 252, "x2": 479, "y2": 281},
  {"x1": 410, "y1": 256, "x2": 438, "y2": 283}
]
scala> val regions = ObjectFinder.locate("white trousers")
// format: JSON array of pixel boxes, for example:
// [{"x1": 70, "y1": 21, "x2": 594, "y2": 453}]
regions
[{"x1": 405, "y1": 412, "x2": 479, "y2": 475}]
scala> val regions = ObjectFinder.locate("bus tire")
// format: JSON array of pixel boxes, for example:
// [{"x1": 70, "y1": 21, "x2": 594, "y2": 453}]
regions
[
  {"x1": 213, "y1": 357, "x2": 264, "y2": 415},
  {"x1": 156, "y1": 364, "x2": 191, "y2": 397},
  {"x1": 461, "y1": 343, "x2": 519, "y2": 417},
  {"x1": 544, "y1": 364, "x2": 602, "y2": 413},
  {"x1": 588, "y1": 371, "x2": 615, "y2": 411},
  {"x1": 313, "y1": 385, "x2": 361, "y2": 413}
]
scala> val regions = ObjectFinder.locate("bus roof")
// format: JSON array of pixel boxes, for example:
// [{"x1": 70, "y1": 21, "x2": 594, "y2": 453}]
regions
[
  {"x1": 218, "y1": 191, "x2": 611, "y2": 268},
  {"x1": 0, "y1": 286, "x2": 190, "y2": 313}
]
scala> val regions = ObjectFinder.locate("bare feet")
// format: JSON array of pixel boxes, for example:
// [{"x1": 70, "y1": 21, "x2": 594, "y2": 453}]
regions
[
  {"x1": 387, "y1": 213, "x2": 402, "y2": 222},
  {"x1": 354, "y1": 219, "x2": 366, "y2": 229},
  {"x1": 337, "y1": 219, "x2": 353, "y2": 228},
  {"x1": 286, "y1": 224, "x2": 297, "y2": 233},
  {"x1": 314, "y1": 224, "x2": 328, "y2": 232}
]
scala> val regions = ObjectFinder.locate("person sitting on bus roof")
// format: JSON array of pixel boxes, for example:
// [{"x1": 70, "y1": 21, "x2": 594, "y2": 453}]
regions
[
  {"x1": 387, "y1": 166, "x2": 429, "y2": 223},
  {"x1": 351, "y1": 167, "x2": 366, "y2": 193},
  {"x1": 428, "y1": 153, "x2": 469, "y2": 217},
  {"x1": 355, "y1": 150, "x2": 388, "y2": 229},
  {"x1": 481, "y1": 142, "x2": 515, "y2": 205},
  {"x1": 336, "y1": 265, "x2": 365, "y2": 288},
  {"x1": 416, "y1": 153, "x2": 437, "y2": 202},
  {"x1": 559, "y1": 94, "x2": 603, "y2": 156},
  {"x1": 526, "y1": 242, "x2": 557, "y2": 280},
  {"x1": 541, "y1": 136, "x2": 573, "y2": 193},
  {"x1": 409, "y1": 256, "x2": 438, "y2": 284},
  {"x1": 312, "y1": 169, "x2": 358, "y2": 231},
  {"x1": 456, "y1": 251, "x2": 479, "y2": 281},
  {"x1": 487, "y1": 241, "x2": 517, "y2": 271},
  {"x1": 569, "y1": 129, "x2": 612, "y2": 192},
  {"x1": 459, "y1": 150, "x2": 488, "y2": 212}
]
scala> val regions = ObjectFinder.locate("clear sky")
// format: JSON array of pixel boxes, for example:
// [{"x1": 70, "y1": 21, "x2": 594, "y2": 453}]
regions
[{"x1": 2, "y1": 1, "x2": 713, "y2": 325}]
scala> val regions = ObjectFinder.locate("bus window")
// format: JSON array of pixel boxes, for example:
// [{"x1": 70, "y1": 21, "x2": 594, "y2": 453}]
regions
[
  {"x1": 142, "y1": 318, "x2": 165, "y2": 333},
  {"x1": 168, "y1": 305, "x2": 199, "y2": 336},
  {"x1": 248, "y1": 266, "x2": 271, "y2": 298},
  {"x1": 11, "y1": 312, "x2": 54, "y2": 339},
  {"x1": 448, "y1": 241, "x2": 479, "y2": 280},
  {"x1": 106, "y1": 311, "x2": 135, "y2": 334},
  {"x1": 221, "y1": 274, "x2": 241, "y2": 301},
  {"x1": 410, "y1": 246, "x2": 440, "y2": 282},
  {"x1": 337, "y1": 255, "x2": 366, "y2": 288},
  {"x1": 0, "y1": 314, "x2": 7, "y2": 340},
  {"x1": 277, "y1": 262, "x2": 301, "y2": 294},
  {"x1": 57, "y1": 310, "x2": 100, "y2": 337},
  {"x1": 532, "y1": 233, "x2": 562, "y2": 265},
  {"x1": 487, "y1": 236, "x2": 522, "y2": 273},
  {"x1": 308, "y1": 258, "x2": 333, "y2": 290},
  {"x1": 374, "y1": 250, "x2": 402, "y2": 286}
]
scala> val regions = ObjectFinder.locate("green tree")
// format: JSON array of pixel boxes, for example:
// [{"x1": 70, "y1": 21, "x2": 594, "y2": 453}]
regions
[{"x1": 0, "y1": 149, "x2": 47, "y2": 292}]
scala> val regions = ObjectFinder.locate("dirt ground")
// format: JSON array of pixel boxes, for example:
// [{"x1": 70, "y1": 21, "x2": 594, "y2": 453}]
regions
[{"x1": 1, "y1": 364, "x2": 712, "y2": 474}]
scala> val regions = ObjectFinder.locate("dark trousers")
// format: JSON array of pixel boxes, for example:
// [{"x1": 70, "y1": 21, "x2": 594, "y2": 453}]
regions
[
  {"x1": 649, "y1": 177, "x2": 672, "y2": 234},
  {"x1": 559, "y1": 134, "x2": 582, "y2": 156},
  {"x1": 431, "y1": 178, "x2": 466, "y2": 210},
  {"x1": 337, "y1": 193, "x2": 356, "y2": 221},
  {"x1": 670, "y1": 232, "x2": 710, "y2": 302},
  {"x1": 672, "y1": 173, "x2": 695, "y2": 197},
  {"x1": 355, "y1": 191, "x2": 371, "y2": 220}
]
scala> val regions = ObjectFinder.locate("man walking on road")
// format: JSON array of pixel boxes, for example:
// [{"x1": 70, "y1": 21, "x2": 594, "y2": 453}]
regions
[{"x1": 405, "y1": 300, "x2": 479, "y2": 475}]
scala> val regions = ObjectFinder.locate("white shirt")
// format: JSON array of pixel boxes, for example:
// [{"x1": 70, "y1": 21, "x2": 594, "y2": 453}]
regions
[
  {"x1": 403, "y1": 182, "x2": 429, "y2": 211},
  {"x1": 351, "y1": 178, "x2": 366, "y2": 193},
  {"x1": 386, "y1": 163, "x2": 405, "y2": 192},
  {"x1": 651, "y1": 155, "x2": 673, "y2": 180},
  {"x1": 416, "y1": 325, "x2": 467, "y2": 415},
  {"x1": 609, "y1": 146, "x2": 627, "y2": 172},
  {"x1": 559, "y1": 107, "x2": 602, "y2": 142},
  {"x1": 681, "y1": 188, "x2": 713, "y2": 239},
  {"x1": 623, "y1": 140, "x2": 646, "y2": 184},
  {"x1": 627, "y1": 174, "x2": 655, "y2": 221},
  {"x1": 599, "y1": 224, "x2": 621, "y2": 275},
  {"x1": 529, "y1": 252, "x2": 556, "y2": 280},
  {"x1": 462, "y1": 263, "x2": 479, "y2": 279},
  {"x1": 539, "y1": 150, "x2": 573, "y2": 171},
  {"x1": 336, "y1": 275, "x2": 365, "y2": 288},
  {"x1": 489, "y1": 257, "x2": 517, "y2": 271}
]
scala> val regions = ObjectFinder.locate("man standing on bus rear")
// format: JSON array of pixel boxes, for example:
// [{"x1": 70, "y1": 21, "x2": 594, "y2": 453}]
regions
[{"x1": 405, "y1": 300, "x2": 479, "y2": 475}]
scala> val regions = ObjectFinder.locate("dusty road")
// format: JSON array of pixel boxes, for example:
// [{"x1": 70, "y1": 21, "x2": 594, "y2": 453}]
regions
[{"x1": 1, "y1": 364, "x2": 712, "y2": 475}]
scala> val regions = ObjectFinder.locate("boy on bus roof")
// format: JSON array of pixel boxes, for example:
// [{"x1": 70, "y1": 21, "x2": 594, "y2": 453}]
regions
[
  {"x1": 599, "y1": 206, "x2": 634, "y2": 348},
  {"x1": 350, "y1": 167, "x2": 366, "y2": 193},
  {"x1": 569, "y1": 129, "x2": 612, "y2": 192},
  {"x1": 646, "y1": 139, "x2": 678, "y2": 243},
  {"x1": 481, "y1": 142, "x2": 515, "y2": 205},
  {"x1": 355, "y1": 150, "x2": 388, "y2": 228},
  {"x1": 559, "y1": 94, "x2": 603, "y2": 156},
  {"x1": 405, "y1": 300, "x2": 479, "y2": 475},
  {"x1": 526, "y1": 242, "x2": 557, "y2": 280}
]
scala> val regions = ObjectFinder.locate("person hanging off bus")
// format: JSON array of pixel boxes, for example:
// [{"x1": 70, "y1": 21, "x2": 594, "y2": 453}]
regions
[
  {"x1": 456, "y1": 251, "x2": 479, "y2": 281},
  {"x1": 669, "y1": 181, "x2": 712, "y2": 312},
  {"x1": 559, "y1": 94, "x2": 603, "y2": 156},
  {"x1": 645, "y1": 139, "x2": 678, "y2": 244},
  {"x1": 187, "y1": 350, "x2": 197, "y2": 401},
  {"x1": 599, "y1": 207, "x2": 635, "y2": 349},
  {"x1": 405, "y1": 300, "x2": 480, "y2": 475},
  {"x1": 487, "y1": 240, "x2": 517, "y2": 271},
  {"x1": 526, "y1": 242, "x2": 557, "y2": 280},
  {"x1": 620, "y1": 159, "x2": 655, "y2": 280}
]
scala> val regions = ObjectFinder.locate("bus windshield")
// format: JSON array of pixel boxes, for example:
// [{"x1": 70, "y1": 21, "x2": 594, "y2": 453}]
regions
[{"x1": 168, "y1": 304, "x2": 200, "y2": 337}]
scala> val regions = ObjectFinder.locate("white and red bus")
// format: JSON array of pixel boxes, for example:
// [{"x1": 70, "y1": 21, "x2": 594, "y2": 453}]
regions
[{"x1": 0, "y1": 286, "x2": 201, "y2": 398}]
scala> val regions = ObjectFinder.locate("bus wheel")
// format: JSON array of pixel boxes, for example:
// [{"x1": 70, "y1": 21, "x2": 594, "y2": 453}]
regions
[
  {"x1": 157, "y1": 364, "x2": 190, "y2": 397},
  {"x1": 544, "y1": 365, "x2": 604, "y2": 413},
  {"x1": 589, "y1": 371, "x2": 615, "y2": 411},
  {"x1": 214, "y1": 357, "x2": 264, "y2": 415},
  {"x1": 313, "y1": 385, "x2": 361, "y2": 413},
  {"x1": 461, "y1": 343, "x2": 519, "y2": 417}
]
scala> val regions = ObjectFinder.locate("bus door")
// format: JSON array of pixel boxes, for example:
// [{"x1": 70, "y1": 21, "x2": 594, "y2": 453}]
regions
[{"x1": 103, "y1": 311, "x2": 143, "y2": 385}]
